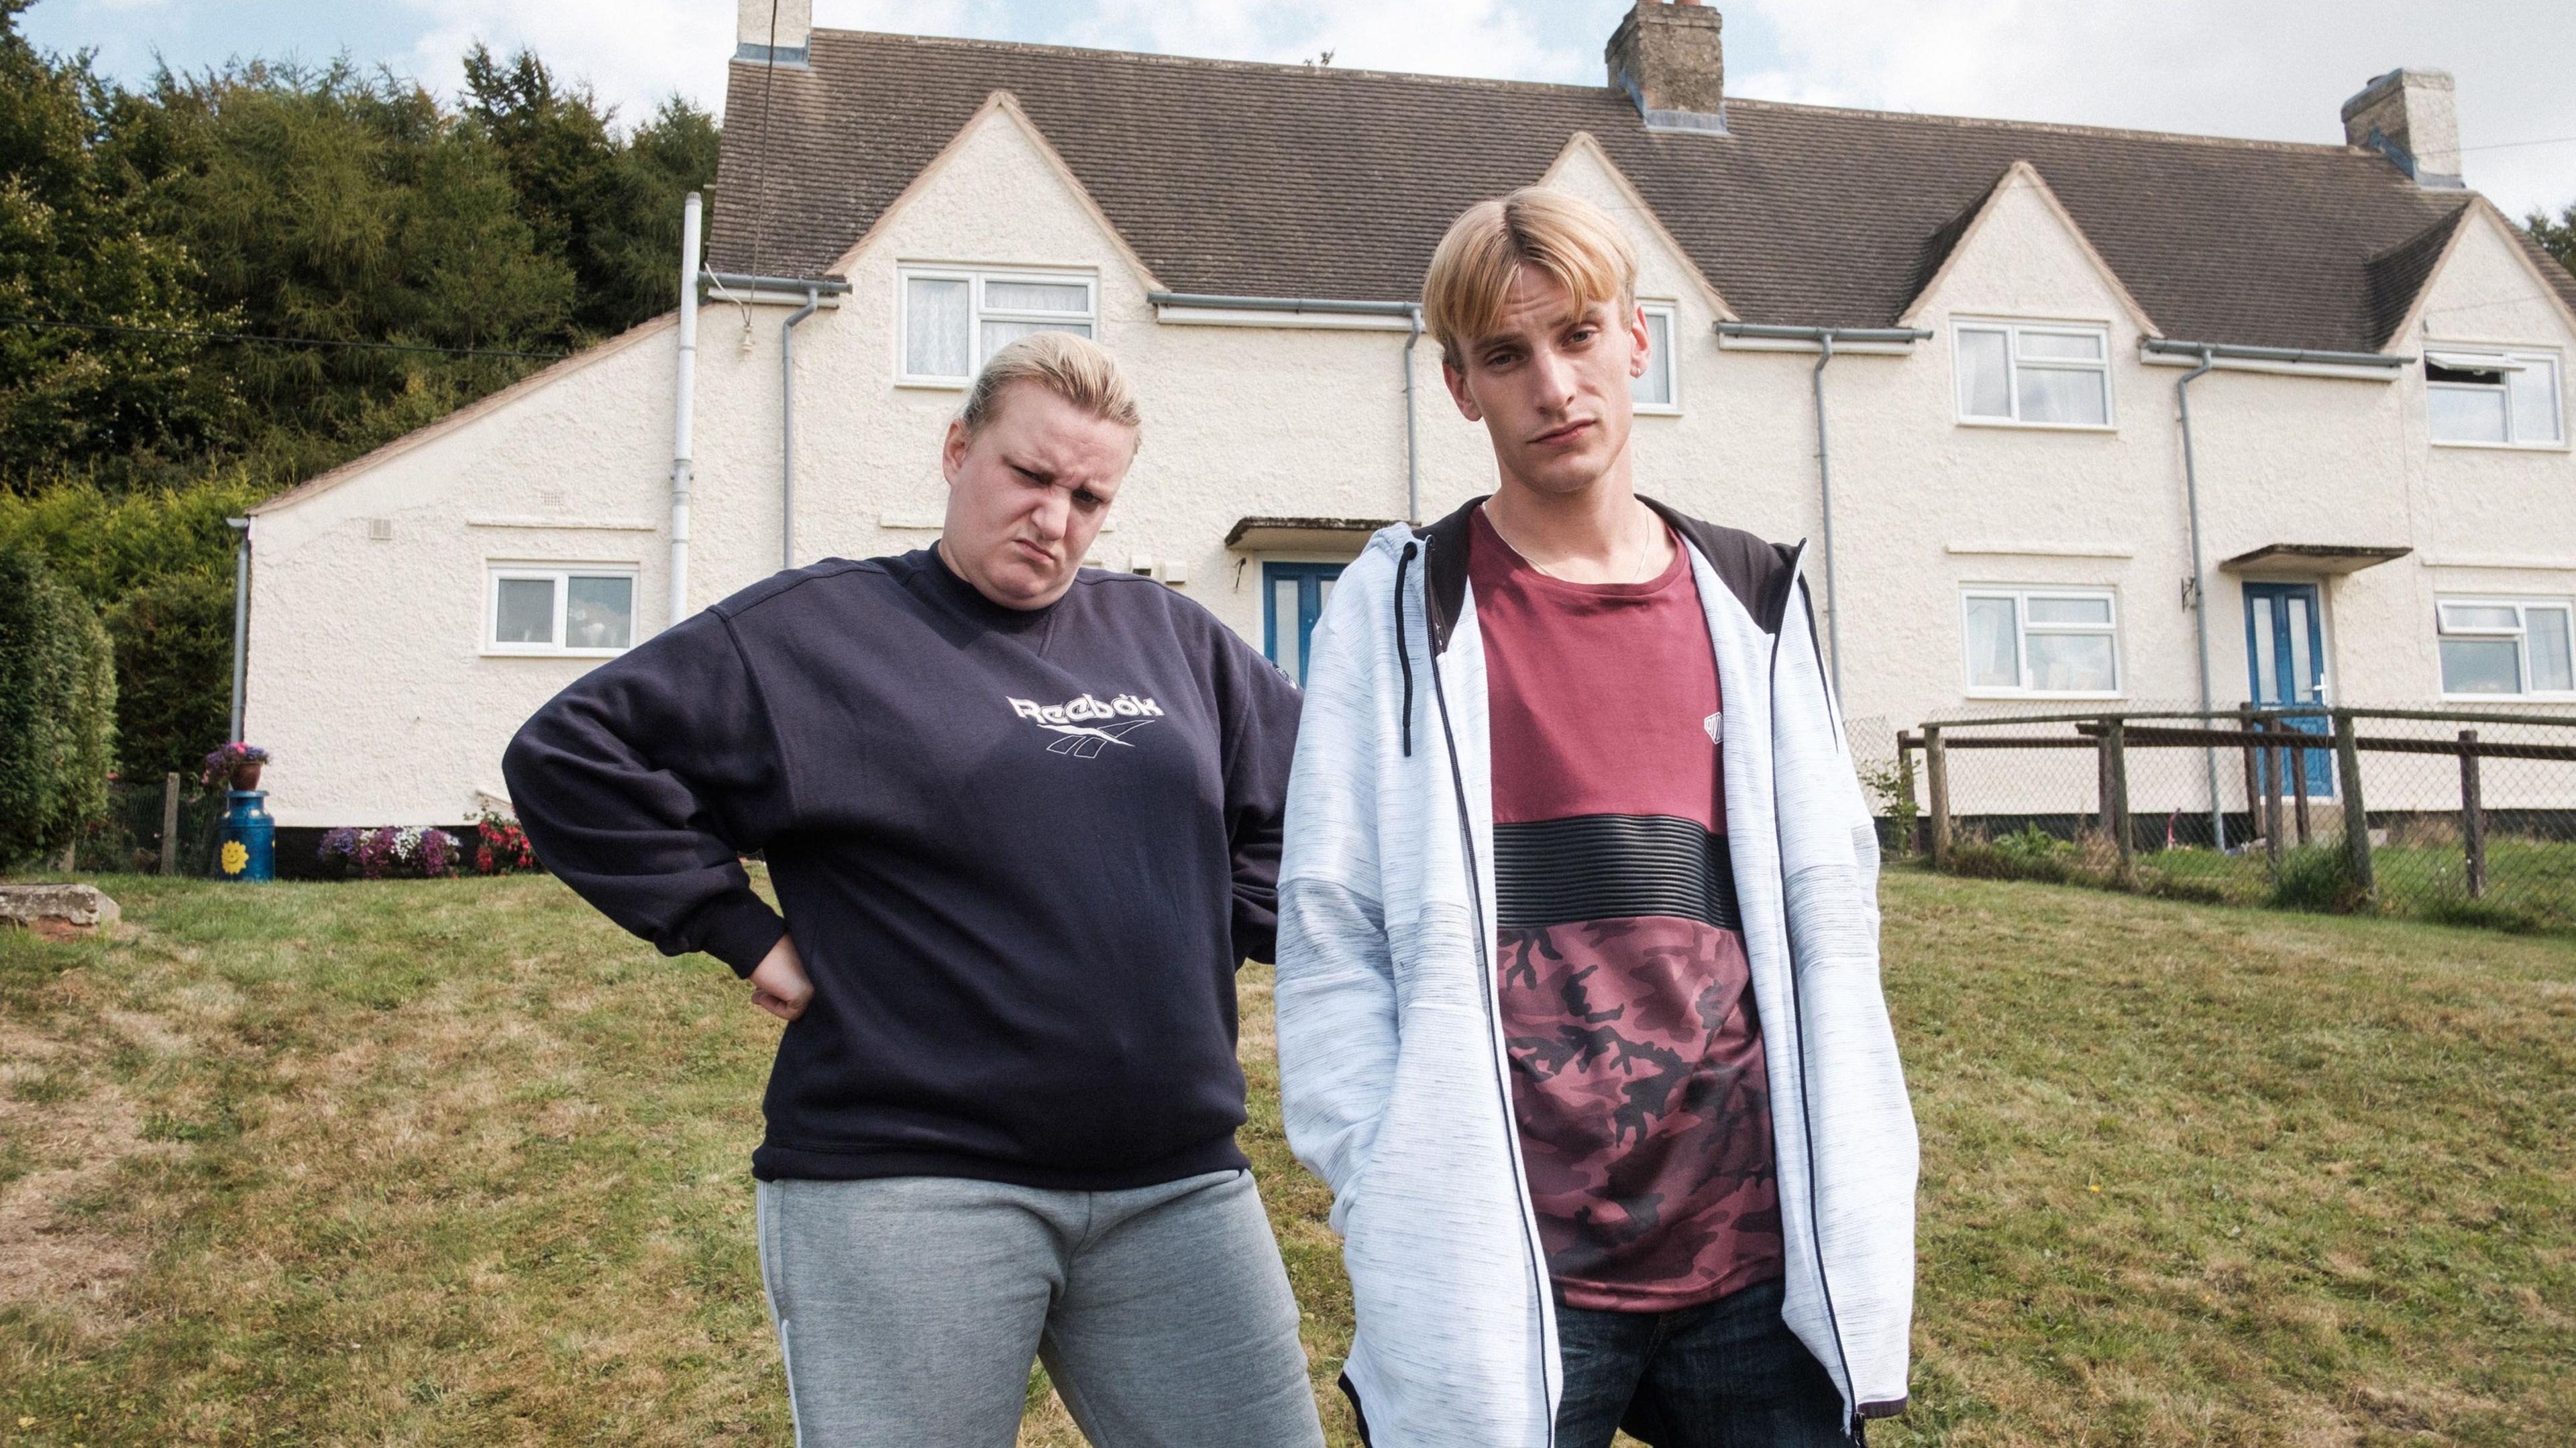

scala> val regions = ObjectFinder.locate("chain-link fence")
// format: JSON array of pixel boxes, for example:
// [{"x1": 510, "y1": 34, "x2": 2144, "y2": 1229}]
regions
[
  {"x1": 1884, "y1": 706, "x2": 2576, "y2": 934},
  {"x1": 67, "y1": 776, "x2": 231, "y2": 877}
]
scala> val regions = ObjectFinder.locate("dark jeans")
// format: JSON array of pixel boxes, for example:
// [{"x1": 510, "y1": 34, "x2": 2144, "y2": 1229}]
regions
[{"x1": 1554, "y1": 1278, "x2": 1851, "y2": 1448}]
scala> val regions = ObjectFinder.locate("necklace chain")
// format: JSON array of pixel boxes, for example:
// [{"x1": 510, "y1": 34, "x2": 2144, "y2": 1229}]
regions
[{"x1": 1485, "y1": 502, "x2": 1658, "y2": 584}]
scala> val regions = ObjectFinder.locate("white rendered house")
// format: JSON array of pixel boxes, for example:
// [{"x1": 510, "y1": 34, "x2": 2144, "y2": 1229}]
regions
[{"x1": 240, "y1": 1, "x2": 2576, "y2": 840}]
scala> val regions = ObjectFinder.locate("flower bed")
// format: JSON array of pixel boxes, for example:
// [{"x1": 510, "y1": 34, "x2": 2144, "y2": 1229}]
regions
[{"x1": 317, "y1": 825, "x2": 460, "y2": 879}]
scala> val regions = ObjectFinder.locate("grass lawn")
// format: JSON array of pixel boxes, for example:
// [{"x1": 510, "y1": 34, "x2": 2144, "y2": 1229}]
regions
[{"x1": 2, "y1": 868, "x2": 2571, "y2": 1445}]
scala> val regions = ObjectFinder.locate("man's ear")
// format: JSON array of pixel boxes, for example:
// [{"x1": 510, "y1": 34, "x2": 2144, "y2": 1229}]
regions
[
  {"x1": 941, "y1": 419, "x2": 969, "y2": 486},
  {"x1": 1627, "y1": 302, "x2": 1651, "y2": 381},
  {"x1": 1442, "y1": 359, "x2": 1483, "y2": 423}
]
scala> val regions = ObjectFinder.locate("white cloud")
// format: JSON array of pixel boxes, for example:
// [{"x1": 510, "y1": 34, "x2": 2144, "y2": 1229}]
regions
[
  {"x1": 1719, "y1": 0, "x2": 2576, "y2": 217},
  {"x1": 1067, "y1": 0, "x2": 1589, "y2": 83}
]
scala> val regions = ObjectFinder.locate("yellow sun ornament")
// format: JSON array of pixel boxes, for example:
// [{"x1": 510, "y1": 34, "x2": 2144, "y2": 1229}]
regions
[{"x1": 221, "y1": 840, "x2": 249, "y2": 875}]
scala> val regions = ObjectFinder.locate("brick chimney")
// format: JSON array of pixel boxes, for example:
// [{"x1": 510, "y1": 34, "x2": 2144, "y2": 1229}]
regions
[
  {"x1": 2341, "y1": 68, "x2": 2463, "y2": 189},
  {"x1": 1605, "y1": 1, "x2": 1727, "y2": 135},
  {"x1": 737, "y1": 0, "x2": 812, "y2": 66}
]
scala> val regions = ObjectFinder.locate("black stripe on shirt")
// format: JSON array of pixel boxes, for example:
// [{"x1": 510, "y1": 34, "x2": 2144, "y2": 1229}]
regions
[{"x1": 1492, "y1": 813, "x2": 1739, "y2": 932}]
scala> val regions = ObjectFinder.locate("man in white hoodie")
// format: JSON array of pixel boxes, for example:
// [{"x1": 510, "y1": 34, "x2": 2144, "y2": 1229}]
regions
[{"x1": 1274, "y1": 188, "x2": 1917, "y2": 1447}]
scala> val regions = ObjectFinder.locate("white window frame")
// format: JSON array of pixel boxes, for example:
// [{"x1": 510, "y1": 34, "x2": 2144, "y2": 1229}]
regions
[
  {"x1": 2424, "y1": 347, "x2": 2565, "y2": 449},
  {"x1": 1960, "y1": 585, "x2": 2125, "y2": 698},
  {"x1": 1631, "y1": 300, "x2": 1681, "y2": 415},
  {"x1": 2434, "y1": 596, "x2": 2576, "y2": 700},
  {"x1": 483, "y1": 563, "x2": 640, "y2": 658},
  {"x1": 896, "y1": 265, "x2": 1098, "y2": 388},
  {"x1": 1952, "y1": 317, "x2": 2116, "y2": 431}
]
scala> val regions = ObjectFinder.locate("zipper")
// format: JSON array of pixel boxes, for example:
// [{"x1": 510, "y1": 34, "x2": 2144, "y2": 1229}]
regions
[
  {"x1": 1415, "y1": 533, "x2": 1558, "y2": 1447},
  {"x1": 1768, "y1": 557, "x2": 1864, "y2": 1439}
]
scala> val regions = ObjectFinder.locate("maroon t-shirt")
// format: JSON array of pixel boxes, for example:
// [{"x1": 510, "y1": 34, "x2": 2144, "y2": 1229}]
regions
[{"x1": 1470, "y1": 506, "x2": 1783, "y2": 1313}]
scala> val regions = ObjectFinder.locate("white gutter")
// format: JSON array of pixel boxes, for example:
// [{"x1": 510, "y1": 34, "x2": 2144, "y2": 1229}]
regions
[
  {"x1": 2140, "y1": 336, "x2": 2414, "y2": 382},
  {"x1": 668, "y1": 191, "x2": 701, "y2": 628},
  {"x1": 1714, "y1": 321, "x2": 1934, "y2": 696},
  {"x1": 1145, "y1": 291, "x2": 1426, "y2": 522}
]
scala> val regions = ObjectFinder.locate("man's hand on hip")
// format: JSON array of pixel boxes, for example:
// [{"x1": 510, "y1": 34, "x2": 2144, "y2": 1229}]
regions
[{"x1": 750, "y1": 934, "x2": 814, "y2": 1021}]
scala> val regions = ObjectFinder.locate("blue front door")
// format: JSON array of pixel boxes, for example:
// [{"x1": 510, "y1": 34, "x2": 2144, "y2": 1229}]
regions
[
  {"x1": 2243, "y1": 581, "x2": 2335, "y2": 797},
  {"x1": 1263, "y1": 562, "x2": 1343, "y2": 687}
]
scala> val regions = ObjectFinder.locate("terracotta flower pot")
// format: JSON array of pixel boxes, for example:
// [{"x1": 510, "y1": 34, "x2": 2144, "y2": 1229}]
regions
[{"x1": 230, "y1": 761, "x2": 264, "y2": 791}]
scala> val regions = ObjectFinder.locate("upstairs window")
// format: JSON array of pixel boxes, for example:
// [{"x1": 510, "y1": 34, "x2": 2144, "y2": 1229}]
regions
[
  {"x1": 488, "y1": 565, "x2": 636, "y2": 657},
  {"x1": 900, "y1": 267, "x2": 1095, "y2": 385},
  {"x1": 2426, "y1": 350, "x2": 2563, "y2": 446},
  {"x1": 1962, "y1": 587, "x2": 2121, "y2": 695},
  {"x1": 2436, "y1": 598, "x2": 2575, "y2": 697},
  {"x1": 1631, "y1": 300, "x2": 1679, "y2": 413},
  {"x1": 1955, "y1": 321, "x2": 2112, "y2": 427}
]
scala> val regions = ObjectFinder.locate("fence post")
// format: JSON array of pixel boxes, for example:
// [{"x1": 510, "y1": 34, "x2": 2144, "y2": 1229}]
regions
[
  {"x1": 160, "y1": 772, "x2": 182, "y2": 877},
  {"x1": 2094, "y1": 732, "x2": 2114, "y2": 837},
  {"x1": 2108, "y1": 718, "x2": 2134, "y2": 877},
  {"x1": 2291, "y1": 727, "x2": 2312, "y2": 845},
  {"x1": 2239, "y1": 718, "x2": 2260, "y2": 850},
  {"x1": 2334, "y1": 710, "x2": 2375, "y2": 900},
  {"x1": 1925, "y1": 725, "x2": 1951, "y2": 870},
  {"x1": 2459, "y1": 728, "x2": 2486, "y2": 900},
  {"x1": 1894, "y1": 733, "x2": 1918, "y2": 860},
  {"x1": 2263, "y1": 720, "x2": 2285, "y2": 873}
]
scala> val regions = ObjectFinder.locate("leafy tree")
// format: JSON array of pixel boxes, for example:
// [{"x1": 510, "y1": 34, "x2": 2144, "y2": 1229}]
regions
[
  {"x1": 464, "y1": 45, "x2": 716, "y2": 335},
  {"x1": 0, "y1": 22, "x2": 717, "y2": 789},
  {"x1": 2528, "y1": 201, "x2": 2576, "y2": 278},
  {"x1": 0, "y1": 0, "x2": 227, "y2": 495},
  {"x1": 140, "y1": 58, "x2": 577, "y2": 480}
]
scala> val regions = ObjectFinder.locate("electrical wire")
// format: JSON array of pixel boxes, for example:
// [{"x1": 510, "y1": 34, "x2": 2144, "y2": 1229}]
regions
[{"x1": 0, "y1": 314, "x2": 568, "y2": 360}]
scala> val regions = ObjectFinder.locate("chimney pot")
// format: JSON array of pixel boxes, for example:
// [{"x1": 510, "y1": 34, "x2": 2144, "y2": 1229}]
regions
[
  {"x1": 2341, "y1": 68, "x2": 2462, "y2": 188},
  {"x1": 1605, "y1": 2, "x2": 1727, "y2": 135},
  {"x1": 737, "y1": 0, "x2": 812, "y2": 66}
]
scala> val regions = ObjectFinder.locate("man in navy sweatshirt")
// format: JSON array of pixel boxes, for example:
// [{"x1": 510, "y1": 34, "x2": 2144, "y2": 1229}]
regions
[{"x1": 502, "y1": 333, "x2": 1324, "y2": 1448}]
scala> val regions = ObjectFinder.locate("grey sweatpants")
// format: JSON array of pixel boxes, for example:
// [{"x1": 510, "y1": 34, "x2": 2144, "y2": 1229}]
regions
[{"x1": 755, "y1": 1168, "x2": 1326, "y2": 1448}]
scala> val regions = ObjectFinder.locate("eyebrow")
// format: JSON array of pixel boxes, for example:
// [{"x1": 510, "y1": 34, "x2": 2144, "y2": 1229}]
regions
[{"x1": 1472, "y1": 307, "x2": 1601, "y2": 352}]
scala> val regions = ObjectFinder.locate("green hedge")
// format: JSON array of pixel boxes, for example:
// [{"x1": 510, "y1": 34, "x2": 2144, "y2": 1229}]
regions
[
  {"x1": 0, "y1": 478, "x2": 256, "y2": 779},
  {"x1": 0, "y1": 545, "x2": 117, "y2": 866}
]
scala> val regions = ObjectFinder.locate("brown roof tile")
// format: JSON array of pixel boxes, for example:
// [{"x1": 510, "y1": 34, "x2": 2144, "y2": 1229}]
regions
[{"x1": 710, "y1": 30, "x2": 2576, "y2": 353}]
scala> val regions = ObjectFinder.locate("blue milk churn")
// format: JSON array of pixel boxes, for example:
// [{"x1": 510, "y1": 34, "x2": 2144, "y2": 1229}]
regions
[{"x1": 219, "y1": 790, "x2": 275, "y2": 881}]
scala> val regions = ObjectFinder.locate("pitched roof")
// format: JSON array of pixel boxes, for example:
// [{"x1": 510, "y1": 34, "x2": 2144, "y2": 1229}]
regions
[
  {"x1": 2363, "y1": 209, "x2": 2468, "y2": 350},
  {"x1": 710, "y1": 30, "x2": 2576, "y2": 353}
]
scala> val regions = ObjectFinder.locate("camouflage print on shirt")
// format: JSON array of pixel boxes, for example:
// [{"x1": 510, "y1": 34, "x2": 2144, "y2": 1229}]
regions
[{"x1": 1500, "y1": 915, "x2": 1782, "y2": 1309}]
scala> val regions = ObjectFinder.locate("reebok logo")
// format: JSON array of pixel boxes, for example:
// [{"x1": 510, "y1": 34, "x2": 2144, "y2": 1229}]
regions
[{"x1": 1008, "y1": 693, "x2": 1163, "y2": 758}]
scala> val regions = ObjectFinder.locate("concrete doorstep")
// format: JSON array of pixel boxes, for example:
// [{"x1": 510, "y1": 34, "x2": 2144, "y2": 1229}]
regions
[{"x1": 0, "y1": 883, "x2": 121, "y2": 940}]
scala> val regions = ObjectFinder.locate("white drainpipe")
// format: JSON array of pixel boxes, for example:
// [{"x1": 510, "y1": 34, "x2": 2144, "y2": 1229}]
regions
[
  {"x1": 781, "y1": 284, "x2": 822, "y2": 569},
  {"x1": 1714, "y1": 321, "x2": 1933, "y2": 698},
  {"x1": 2141, "y1": 336, "x2": 2412, "y2": 850},
  {"x1": 669, "y1": 191, "x2": 702, "y2": 629}
]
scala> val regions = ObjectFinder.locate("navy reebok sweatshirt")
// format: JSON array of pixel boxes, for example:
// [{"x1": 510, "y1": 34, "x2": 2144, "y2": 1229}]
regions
[{"x1": 500, "y1": 547, "x2": 1303, "y2": 1186}]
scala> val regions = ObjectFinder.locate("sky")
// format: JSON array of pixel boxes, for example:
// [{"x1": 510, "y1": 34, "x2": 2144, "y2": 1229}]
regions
[{"x1": 25, "y1": 0, "x2": 2576, "y2": 220}]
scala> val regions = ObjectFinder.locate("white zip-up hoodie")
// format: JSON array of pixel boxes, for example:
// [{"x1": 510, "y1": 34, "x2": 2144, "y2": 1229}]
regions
[{"x1": 1277, "y1": 499, "x2": 1917, "y2": 1446}]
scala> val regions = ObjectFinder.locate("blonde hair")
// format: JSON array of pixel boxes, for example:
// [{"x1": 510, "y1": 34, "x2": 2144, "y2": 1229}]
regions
[
  {"x1": 1421, "y1": 187, "x2": 1638, "y2": 368},
  {"x1": 959, "y1": 331, "x2": 1142, "y2": 443}
]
